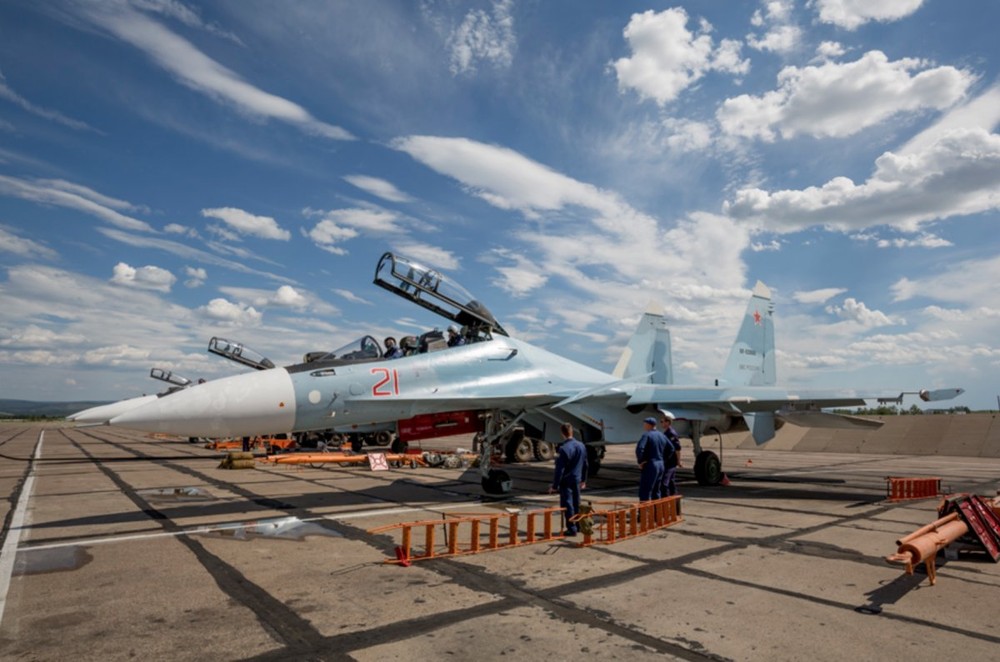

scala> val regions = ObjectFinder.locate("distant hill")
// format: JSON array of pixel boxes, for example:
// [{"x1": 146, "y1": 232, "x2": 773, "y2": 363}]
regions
[{"x1": 0, "y1": 399, "x2": 111, "y2": 418}]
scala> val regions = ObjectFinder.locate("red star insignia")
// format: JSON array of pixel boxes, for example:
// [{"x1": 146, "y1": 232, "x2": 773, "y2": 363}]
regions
[{"x1": 753, "y1": 310, "x2": 762, "y2": 325}]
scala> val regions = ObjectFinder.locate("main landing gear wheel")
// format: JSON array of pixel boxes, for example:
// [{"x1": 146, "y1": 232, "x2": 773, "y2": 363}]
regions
[
  {"x1": 505, "y1": 429, "x2": 533, "y2": 463},
  {"x1": 390, "y1": 437, "x2": 408, "y2": 454},
  {"x1": 694, "y1": 450, "x2": 723, "y2": 486},
  {"x1": 482, "y1": 469, "x2": 512, "y2": 495},
  {"x1": 532, "y1": 439, "x2": 555, "y2": 461}
]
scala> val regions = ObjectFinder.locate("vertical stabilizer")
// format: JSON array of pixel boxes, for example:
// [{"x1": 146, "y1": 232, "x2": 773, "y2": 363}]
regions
[
  {"x1": 720, "y1": 281, "x2": 776, "y2": 386},
  {"x1": 613, "y1": 306, "x2": 672, "y2": 384}
]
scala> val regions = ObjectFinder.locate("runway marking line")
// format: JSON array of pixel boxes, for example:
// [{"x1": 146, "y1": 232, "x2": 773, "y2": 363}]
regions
[{"x1": 0, "y1": 430, "x2": 44, "y2": 628}]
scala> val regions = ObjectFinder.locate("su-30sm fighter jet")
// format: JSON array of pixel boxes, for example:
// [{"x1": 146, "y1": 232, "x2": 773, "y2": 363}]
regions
[{"x1": 107, "y1": 252, "x2": 963, "y2": 494}]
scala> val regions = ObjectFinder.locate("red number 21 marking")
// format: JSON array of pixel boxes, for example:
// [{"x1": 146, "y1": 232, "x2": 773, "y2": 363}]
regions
[{"x1": 371, "y1": 367, "x2": 400, "y2": 397}]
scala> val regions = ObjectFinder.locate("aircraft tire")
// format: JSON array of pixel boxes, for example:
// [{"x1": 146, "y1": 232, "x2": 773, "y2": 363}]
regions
[
  {"x1": 351, "y1": 436, "x2": 363, "y2": 453},
  {"x1": 482, "y1": 469, "x2": 512, "y2": 495},
  {"x1": 505, "y1": 429, "x2": 533, "y2": 463},
  {"x1": 532, "y1": 439, "x2": 555, "y2": 461},
  {"x1": 694, "y1": 450, "x2": 723, "y2": 486},
  {"x1": 391, "y1": 437, "x2": 409, "y2": 454}
]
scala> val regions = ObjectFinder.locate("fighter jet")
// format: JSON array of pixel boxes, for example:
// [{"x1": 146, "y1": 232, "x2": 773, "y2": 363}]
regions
[
  {"x1": 106, "y1": 252, "x2": 963, "y2": 493},
  {"x1": 67, "y1": 367, "x2": 194, "y2": 424}
]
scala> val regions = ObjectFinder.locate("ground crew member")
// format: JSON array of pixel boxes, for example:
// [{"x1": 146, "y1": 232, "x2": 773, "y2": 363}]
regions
[
  {"x1": 636, "y1": 417, "x2": 667, "y2": 501},
  {"x1": 548, "y1": 422, "x2": 588, "y2": 536},
  {"x1": 660, "y1": 412, "x2": 682, "y2": 496}
]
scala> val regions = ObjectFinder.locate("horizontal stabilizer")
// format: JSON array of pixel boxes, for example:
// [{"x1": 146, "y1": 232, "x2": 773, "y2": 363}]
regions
[
  {"x1": 555, "y1": 373, "x2": 653, "y2": 408},
  {"x1": 778, "y1": 411, "x2": 884, "y2": 430},
  {"x1": 920, "y1": 387, "x2": 965, "y2": 402}
]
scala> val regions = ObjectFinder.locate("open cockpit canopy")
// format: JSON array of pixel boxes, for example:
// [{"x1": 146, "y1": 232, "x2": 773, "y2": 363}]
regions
[
  {"x1": 208, "y1": 337, "x2": 276, "y2": 370},
  {"x1": 149, "y1": 368, "x2": 192, "y2": 387},
  {"x1": 374, "y1": 252, "x2": 507, "y2": 337}
]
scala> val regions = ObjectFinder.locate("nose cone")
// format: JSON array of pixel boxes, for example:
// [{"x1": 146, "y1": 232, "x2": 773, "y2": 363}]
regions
[
  {"x1": 110, "y1": 369, "x2": 297, "y2": 438},
  {"x1": 69, "y1": 394, "x2": 159, "y2": 424}
]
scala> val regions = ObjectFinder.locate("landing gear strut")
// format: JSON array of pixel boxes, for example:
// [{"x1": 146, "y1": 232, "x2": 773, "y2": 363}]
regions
[
  {"x1": 586, "y1": 444, "x2": 605, "y2": 477},
  {"x1": 478, "y1": 410, "x2": 525, "y2": 495}
]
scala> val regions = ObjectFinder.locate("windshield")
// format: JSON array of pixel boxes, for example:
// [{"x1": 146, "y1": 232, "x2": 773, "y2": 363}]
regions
[{"x1": 303, "y1": 335, "x2": 382, "y2": 363}]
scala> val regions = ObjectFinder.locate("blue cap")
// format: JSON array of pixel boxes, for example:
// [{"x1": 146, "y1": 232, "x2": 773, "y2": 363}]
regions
[{"x1": 643, "y1": 417, "x2": 657, "y2": 425}]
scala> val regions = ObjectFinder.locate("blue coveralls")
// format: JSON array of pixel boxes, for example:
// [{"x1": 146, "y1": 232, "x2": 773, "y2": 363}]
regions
[
  {"x1": 661, "y1": 426, "x2": 682, "y2": 496},
  {"x1": 551, "y1": 437, "x2": 588, "y2": 535},
  {"x1": 636, "y1": 430, "x2": 667, "y2": 501}
]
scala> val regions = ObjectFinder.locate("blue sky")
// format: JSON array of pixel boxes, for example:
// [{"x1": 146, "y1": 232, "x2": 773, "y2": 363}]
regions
[{"x1": 0, "y1": 0, "x2": 997, "y2": 410}]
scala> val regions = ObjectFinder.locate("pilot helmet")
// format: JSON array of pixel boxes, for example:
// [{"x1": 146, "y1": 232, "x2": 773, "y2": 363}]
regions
[
  {"x1": 400, "y1": 335, "x2": 417, "y2": 350},
  {"x1": 447, "y1": 324, "x2": 459, "y2": 335}
]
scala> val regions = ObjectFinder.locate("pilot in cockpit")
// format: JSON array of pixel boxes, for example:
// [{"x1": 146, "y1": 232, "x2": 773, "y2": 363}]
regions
[
  {"x1": 447, "y1": 325, "x2": 465, "y2": 347},
  {"x1": 383, "y1": 337, "x2": 404, "y2": 359}
]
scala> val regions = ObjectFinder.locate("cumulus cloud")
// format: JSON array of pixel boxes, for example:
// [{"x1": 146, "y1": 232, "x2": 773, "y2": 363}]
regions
[
  {"x1": 793, "y1": 288, "x2": 847, "y2": 304},
  {"x1": 447, "y1": 0, "x2": 516, "y2": 75},
  {"x1": 273, "y1": 285, "x2": 307, "y2": 308},
  {"x1": 184, "y1": 266, "x2": 207, "y2": 287},
  {"x1": 725, "y1": 128, "x2": 1000, "y2": 233},
  {"x1": 201, "y1": 207, "x2": 290, "y2": 240},
  {"x1": 343, "y1": 175, "x2": 413, "y2": 203},
  {"x1": 813, "y1": 0, "x2": 925, "y2": 30},
  {"x1": 815, "y1": 41, "x2": 846, "y2": 60},
  {"x1": 110, "y1": 262, "x2": 177, "y2": 292},
  {"x1": 0, "y1": 224, "x2": 58, "y2": 259},
  {"x1": 306, "y1": 219, "x2": 359, "y2": 255},
  {"x1": 717, "y1": 51, "x2": 973, "y2": 141},
  {"x1": 613, "y1": 7, "x2": 749, "y2": 106},
  {"x1": 71, "y1": 2, "x2": 353, "y2": 140},
  {"x1": 747, "y1": 1, "x2": 801, "y2": 54},
  {"x1": 825, "y1": 297, "x2": 900, "y2": 327},
  {"x1": 199, "y1": 298, "x2": 262, "y2": 325}
]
